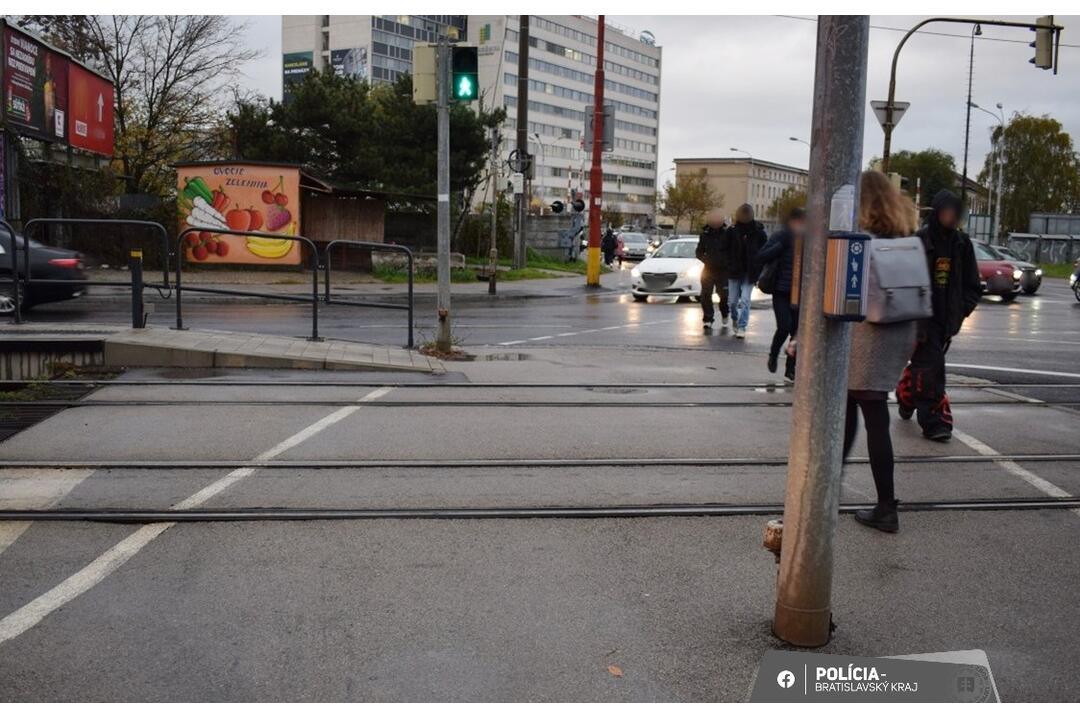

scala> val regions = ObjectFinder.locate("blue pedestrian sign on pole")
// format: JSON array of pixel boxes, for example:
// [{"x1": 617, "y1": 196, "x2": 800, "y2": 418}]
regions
[{"x1": 824, "y1": 232, "x2": 871, "y2": 320}]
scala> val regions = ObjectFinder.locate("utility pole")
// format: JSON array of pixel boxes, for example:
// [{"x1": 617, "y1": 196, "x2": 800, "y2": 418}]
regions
[
  {"x1": 435, "y1": 37, "x2": 452, "y2": 352},
  {"x1": 773, "y1": 15, "x2": 869, "y2": 648},
  {"x1": 585, "y1": 16, "x2": 606, "y2": 287},
  {"x1": 488, "y1": 128, "x2": 499, "y2": 295},
  {"x1": 513, "y1": 15, "x2": 530, "y2": 269},
  {"x1": 960, "y1": 24, "x2": 980, "y2": 212}
]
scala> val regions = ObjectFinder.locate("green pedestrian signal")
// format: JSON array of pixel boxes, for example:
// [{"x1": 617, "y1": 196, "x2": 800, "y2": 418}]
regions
[{"x1": 451, "y1": 46, "x2": 479, "y2": 102}]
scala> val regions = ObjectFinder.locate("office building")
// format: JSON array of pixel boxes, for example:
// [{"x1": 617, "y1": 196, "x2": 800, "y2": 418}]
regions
[{"x1": 671, "y1": 157, "x2": 809, "y2": 230}]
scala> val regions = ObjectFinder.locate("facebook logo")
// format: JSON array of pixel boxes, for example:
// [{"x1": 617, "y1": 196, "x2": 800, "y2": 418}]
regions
[{"x1": 776, "y1": 670, "x2": 796, "y2": 689}]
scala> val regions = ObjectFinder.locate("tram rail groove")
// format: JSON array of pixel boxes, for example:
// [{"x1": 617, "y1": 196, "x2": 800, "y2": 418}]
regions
[
  {"x1": 2, "y1": 379, "x2": 1078, "y2": 390},
  {"x1": 0, "y1": 453, "x2": 1076, "y2": 470},
  {"x1": 0, "y1": 398, "x2": 1077, "y2": 409},
  {"x1": 2, "y1": 495, "x2": 1078, "y2": 522}
]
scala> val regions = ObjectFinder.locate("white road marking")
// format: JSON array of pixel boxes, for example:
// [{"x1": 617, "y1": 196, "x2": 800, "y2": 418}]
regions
[
  {"x1": 981, "y1": 387, "x2": 1045, "y2": 404},
  {"x1": 951, "y1": 429, "x2": 1079, "y2": 519},
  {"x1": 0, "y1": 386, "x2": 393, "y2": 646},
  {"x1": 496, "y1": 319, "x2": 672, "y2": 346},
  {"x1": 948, "y1": 363, "x2": 1080, "y2": 379},
  {"x1": 0, "y1": 468, "x2": 95, "y2": 556}
]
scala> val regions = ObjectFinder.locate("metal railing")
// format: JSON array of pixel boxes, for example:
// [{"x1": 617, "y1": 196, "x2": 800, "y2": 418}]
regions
[
  {"x1": 175, "y1": 227, "x2": 322, "y2": 341},
  {"x1": 10, "y1": 217, "x2": 171, "y2": 326},
  {"x1": 323, "y1": 240, "x2": 414, "y2": 348}
]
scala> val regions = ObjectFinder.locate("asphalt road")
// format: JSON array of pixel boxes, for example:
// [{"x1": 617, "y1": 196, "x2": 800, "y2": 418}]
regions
[{"x1": 1, "y1": 270, "x2": 1079, "y2": 700}]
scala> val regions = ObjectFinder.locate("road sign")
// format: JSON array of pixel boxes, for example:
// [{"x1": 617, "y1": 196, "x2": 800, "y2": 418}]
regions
[
  {"x1": 412, "y1": 44, "x2": 436, "y2": 105},
  {"x1": 870, "y1": 100, "x2": 909, "y2": 130},
  {"x1": 510, "y1": 172, "x2": 524, "y2": 195}
]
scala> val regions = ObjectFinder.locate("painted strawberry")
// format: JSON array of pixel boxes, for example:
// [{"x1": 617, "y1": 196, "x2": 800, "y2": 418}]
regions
[{"x1": 266, "y1": 204, "x2": 292, "y2": 232}]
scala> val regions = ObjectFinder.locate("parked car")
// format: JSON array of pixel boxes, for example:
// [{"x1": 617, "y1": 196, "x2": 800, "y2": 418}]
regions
[
  {"x1": 992, "y1": 245, "x2": 1042, "y2": 295},
  {"x1": 973, "y1": 242, "x2": 1020, "y2": 301},
  {"x1": 1071, "y1": 259, "x2": 1079, "y2": 302},
  {"x1": 0, "y1": 234, "x2": 88, "y2": 315},
  {"x1": 616, "y1": 232, "x2": 652, "y2": 262},
  {"x1": 629, "y1": 238, "x2": 702, "y2": 301}
]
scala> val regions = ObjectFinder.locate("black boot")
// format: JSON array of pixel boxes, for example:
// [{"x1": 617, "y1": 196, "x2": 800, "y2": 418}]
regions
[
  {"x1": 854, "y1": 500, "x2": 899, "y2": 533},
  {"x1": 767, "y1": 354, "x2": 778, "y2": 373}
]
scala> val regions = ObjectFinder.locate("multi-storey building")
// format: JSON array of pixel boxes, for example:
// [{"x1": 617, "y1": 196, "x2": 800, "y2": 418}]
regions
[
  {"x1": 671, "y1": 157, "x2": 809, "y2": 231},
  {"x1": 281, "y1": 15, "x2": 662, "y2": 222}
]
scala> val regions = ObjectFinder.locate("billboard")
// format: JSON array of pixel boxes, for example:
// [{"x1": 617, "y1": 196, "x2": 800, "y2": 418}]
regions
[
  {"x1": 67, "y1": 64, "x2": 114, "y2": 155},
  {"x1": 3, "y1": 25, "x2": 68, "y2": 142},
  {"x1": 282, "y1": 51, "x2": 313, "y2": 103},
  {"x1": 330, "y1": 47, "x2": 367, "y2": 80},
  {"x1": 177, "y1": 163, "x2": 301, "y2": 265}
]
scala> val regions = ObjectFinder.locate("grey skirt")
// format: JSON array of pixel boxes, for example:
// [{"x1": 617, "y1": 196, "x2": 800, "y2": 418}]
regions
[{"x1": 847, "y1": 320, "x2": 917, "y2": 392}]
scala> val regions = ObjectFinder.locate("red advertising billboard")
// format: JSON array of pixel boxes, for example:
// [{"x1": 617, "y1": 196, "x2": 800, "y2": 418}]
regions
[
  {"x1": 67, "y1": 63, "x2": 114, "y2": 156},
  {"x1": 3, "y1": 25, "x2": 68, "y2": 142}
]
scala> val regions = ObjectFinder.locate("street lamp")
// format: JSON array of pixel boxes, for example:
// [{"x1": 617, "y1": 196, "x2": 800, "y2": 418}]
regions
[
  {"x1": 731, "y1": 147, "x2": 756, "y2": 215},
  {"x1": 789, "y1": 136, "x2": 810, "y2": 148},
  {"x1": 960, "y1": 23, "x2": 982, "y2": 212},
  {"x1": 971, "y1": 101, "x2": 1005, "y2": 242}
]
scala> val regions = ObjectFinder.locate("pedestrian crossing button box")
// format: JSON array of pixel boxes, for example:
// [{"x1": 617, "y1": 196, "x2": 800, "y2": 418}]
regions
[{"x1": 823, "y1": 231, "x2": 871, "y2": 321}]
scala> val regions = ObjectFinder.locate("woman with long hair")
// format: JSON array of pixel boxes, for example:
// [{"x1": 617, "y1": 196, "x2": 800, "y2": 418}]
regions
[{"x1": 846, "y1": 170, "x2": 920, "y2": 533}]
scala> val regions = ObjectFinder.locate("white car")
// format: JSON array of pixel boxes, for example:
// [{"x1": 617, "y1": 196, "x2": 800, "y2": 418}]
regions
[{"x1": 629, "y1": 238, "x2": 702, "y2": 301}]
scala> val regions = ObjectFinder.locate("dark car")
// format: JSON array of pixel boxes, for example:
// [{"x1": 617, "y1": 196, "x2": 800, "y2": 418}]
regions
[
  {"x1": 0, "y1": 234, "x2": 88, "y2": 315},
  {"x1": 992, "y1": 245, "x2": 1042, "y2": 295},
  {"x1": 973, "y1": 242, "x2": 1020, "y2": 301}
]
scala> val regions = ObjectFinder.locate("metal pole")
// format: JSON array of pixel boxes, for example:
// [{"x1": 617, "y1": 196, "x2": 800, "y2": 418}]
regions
[
  {"x1": 994, "y1": 106, "x2": 1004, "y2": 242},
  {"x1": 130, "y1": 249, "x2": 145, "y2": 329},
  {"x1": 513, "y1": 15, "x2": 530, "y2": 270},
  {"x1": 436, "y1": 38, "x2": 452, "y2": 352},
  {"x1": 960, "y1": 26, "x2": 977, "y2": 212},
  {"x1": 585, "y1": 16, "x2": 606, "y2": 287},
  {"x1": 773, "y1": 14, "x2": 869, "y2": 648},
  {"x1": 489, "y1": 128, "x2": 499, "y2": 295}
]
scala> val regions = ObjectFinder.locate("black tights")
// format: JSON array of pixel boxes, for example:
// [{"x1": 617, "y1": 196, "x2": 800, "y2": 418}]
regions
[{"x1": 842, "y1": 391, "x2": 895, "y2": 504}]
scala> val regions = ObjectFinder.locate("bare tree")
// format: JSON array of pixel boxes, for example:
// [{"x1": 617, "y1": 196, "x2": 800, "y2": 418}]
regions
[{"x1": 20, "y1": 15, "x2": 259, "y2": 196}]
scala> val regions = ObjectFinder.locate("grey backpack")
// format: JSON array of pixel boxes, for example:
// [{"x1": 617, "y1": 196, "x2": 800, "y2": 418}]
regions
[{"x1": 864, "y1": 236, "x2": 932, "y2": 324}]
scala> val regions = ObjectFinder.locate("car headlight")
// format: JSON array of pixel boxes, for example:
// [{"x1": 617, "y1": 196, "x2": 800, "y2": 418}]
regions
[
  {"x1": 630, "y1": 267, "x2": 641, "y2": 278},
  {"x1": 1071, "y1": 273, "x2": 1078, "y2": 284},
  {"x1": 1034, "y1": 268, "x2": 1043, "y2": 276},
  {"x1": 683, "y1": 265, "x2": 702, "y2": 280},
  {"x1": 1012, "y1": 268, "x2": 1023, "y2": 280}
]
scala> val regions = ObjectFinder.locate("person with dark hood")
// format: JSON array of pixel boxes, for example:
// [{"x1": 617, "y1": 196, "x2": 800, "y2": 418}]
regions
[
  {"x1": 895, "y1": 189, "x2": 981, "y2": 442},
  {"x1": 600, "y1": 227, "x2": 617, "y2": 266},
  {"x1": 725, "y1": 203, "x2": 768, "y2": 339},
  {"x1": 755, "y1": 207, "x2": 804, "y2": 378},
  {"x1": 695, "y1": 209, "x2": 731, "y2": 329}
]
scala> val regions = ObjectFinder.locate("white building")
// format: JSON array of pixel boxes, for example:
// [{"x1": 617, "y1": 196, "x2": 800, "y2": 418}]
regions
[{"x1": 281, "y1": 15, "x2": 662, "y2": 222}]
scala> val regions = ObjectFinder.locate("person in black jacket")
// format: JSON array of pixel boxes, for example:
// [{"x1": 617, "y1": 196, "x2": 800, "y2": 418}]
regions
[
  {"x1": 600, "y1": 227, "x2": 617, "y2": 265},
  {"x1": 756, "y1": 207, "x2": 804, "y2": 378},
  {"x1": 695, "y1": 210, "x2": 730, "y2": 329},
  {"x1": 895, "y1": 189, "x2": 981, "y2": 442},
  {"x1": 725, "y1": 203, "x2": 768, "y2": 339}
]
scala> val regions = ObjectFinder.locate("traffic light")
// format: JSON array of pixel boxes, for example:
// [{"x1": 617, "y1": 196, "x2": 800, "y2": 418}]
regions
[
  {"x1": 550, "y1": 200, "x2": 565, "y2": 214},
  {"x1": 1030, "y1": 15, "x2": 1054, "y2": 70},
  {"x1": 571, "y1": 198, "x2": 586, "y2": 213},
  {"x1": 451, "y1": 46, "x2": 478, "y2": 102}
]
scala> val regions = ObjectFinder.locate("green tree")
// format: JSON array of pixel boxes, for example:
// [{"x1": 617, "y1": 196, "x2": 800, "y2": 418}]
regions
[
  {"x1": 767, "y1": 187, "x2": 807, "y2": 223},
  {"x1": 229, "y1": 71, "x2": 503, "y2": 200},
  {"x1": 660, "y1": 170, "x2": 719, "y2": 231},
  {"x1": 978, "y1": 113, "x2": 1080, "y2": 233},
  {"x1": 869, "y1": 149, "x2": 956, "y2": 208}
]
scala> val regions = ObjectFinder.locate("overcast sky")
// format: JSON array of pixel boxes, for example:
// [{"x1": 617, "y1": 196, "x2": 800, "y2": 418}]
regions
[{"x1": 234, "y1": 14, "x2": 1080, "y2": 180}]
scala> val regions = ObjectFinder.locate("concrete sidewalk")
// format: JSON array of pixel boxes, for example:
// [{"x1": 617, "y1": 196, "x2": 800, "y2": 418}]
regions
[
  {"x1": 0, "y1": 324, "x2": 442, "y2": 374},
  {"x1": 83, "y1": 268, "x2": 621, "y2": 303}
]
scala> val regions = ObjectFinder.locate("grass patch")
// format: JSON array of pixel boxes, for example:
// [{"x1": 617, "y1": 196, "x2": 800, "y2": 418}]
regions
[{"x1": 1038, "y1": 262, "x2": 1077, "y2": 280}]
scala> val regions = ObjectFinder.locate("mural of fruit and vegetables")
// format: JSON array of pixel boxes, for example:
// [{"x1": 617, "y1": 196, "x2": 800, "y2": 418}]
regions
[{"x1": 176, "y1": 164, "x2": 301, "y2": 265}]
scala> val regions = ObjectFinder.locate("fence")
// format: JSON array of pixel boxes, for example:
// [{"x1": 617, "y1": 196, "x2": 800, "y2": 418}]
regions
[{"x1": 1004, "y1": 234, "x2": 1080, "y2": 265}]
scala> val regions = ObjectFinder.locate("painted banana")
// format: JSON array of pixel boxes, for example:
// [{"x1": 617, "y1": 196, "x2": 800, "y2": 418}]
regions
[{"x1": 246, "y1": 236, "x2": 293, "y2": 259}]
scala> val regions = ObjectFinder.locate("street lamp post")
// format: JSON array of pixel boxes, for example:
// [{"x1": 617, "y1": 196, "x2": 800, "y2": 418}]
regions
[
  {"x1": 972, "y1": 101, "x2": 1006, "y2": 242},
  {"x1": 960, "y1": 24, "x2": 982, "y2": 212},
  {"x1": 731, "y1": 147, "x2": 755, "y2": 216},
  {"x1": 789, "y1": 136, "x2": 811, "y2": 148}
]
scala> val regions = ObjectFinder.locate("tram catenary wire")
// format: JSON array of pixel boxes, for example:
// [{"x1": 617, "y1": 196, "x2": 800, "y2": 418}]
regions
[{"x1": 3, "y1": 495, "x2": 1079, "y2": 523}]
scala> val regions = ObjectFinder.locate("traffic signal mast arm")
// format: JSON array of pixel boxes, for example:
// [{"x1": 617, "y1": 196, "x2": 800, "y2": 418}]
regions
[{"x1": 881, "y1": 16, "x2": 1063, "y2": 171}]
